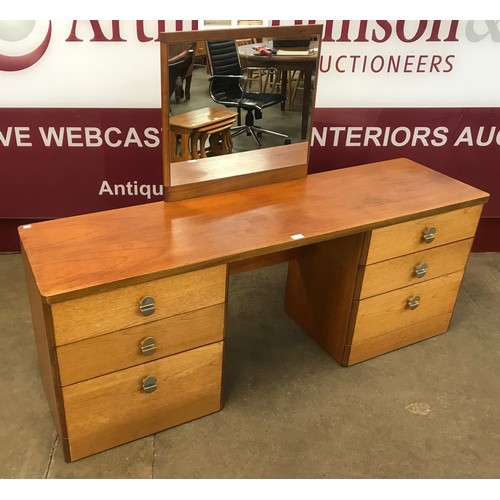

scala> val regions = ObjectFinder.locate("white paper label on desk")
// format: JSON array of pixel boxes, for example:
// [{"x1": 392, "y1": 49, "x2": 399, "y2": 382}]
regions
[
  {"x1": 277, "y1": 50, "x2": 310, "y2": 56},
  {"x1": 291, "y1": 234, "x2": 304, "y2": 240}
]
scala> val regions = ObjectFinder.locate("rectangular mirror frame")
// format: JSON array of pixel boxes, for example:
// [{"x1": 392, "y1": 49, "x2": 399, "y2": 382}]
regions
[{"x1": 160, "y1": 24, "x2": 323, "y2": 201}]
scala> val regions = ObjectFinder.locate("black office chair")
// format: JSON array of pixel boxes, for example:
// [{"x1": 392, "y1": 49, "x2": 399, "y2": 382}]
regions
[{"x1": 206, "y1": 40, "x2": 290, "y2": 148}]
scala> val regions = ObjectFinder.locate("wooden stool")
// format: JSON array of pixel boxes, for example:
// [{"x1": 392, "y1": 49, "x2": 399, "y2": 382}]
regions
[
  {"x1": 170, "y1": 108, "x2": 238, "y2": 162},
  {"x1": 190, "y1": 117, "x2": 236, "y2": 159}
]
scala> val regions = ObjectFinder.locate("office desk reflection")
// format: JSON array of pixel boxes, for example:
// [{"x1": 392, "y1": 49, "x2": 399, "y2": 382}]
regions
[{"x1": 238, "y1": 42, "x2": 318, "y2": 140}]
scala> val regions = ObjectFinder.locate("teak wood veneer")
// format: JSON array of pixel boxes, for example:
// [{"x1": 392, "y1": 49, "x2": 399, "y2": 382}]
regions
[
  {"x1": 20, "y1": 156, "x2": 489, "y2": 461},
  {"x1": 160, "y1": 24, "x2": 323, "y2": 200}
]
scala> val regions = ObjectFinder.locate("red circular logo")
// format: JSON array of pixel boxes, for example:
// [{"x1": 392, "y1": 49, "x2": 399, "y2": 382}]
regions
[{"x1": 0, "y1": 21, "x2": 52, "y2": 71}]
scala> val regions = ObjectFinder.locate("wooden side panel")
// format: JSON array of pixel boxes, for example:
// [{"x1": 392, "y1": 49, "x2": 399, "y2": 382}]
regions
[
  {"x1": 52, "y1": 265, "x2": 226, "y2": 345},
  {"x1": 64, "y1": 342, "x2": 223, "y2": 462},
  {"x1": 359, "y1": 238, "x2": 473, "y2": 299},
  {"x1": 21, "y1": 245, "x2": 67, "y2": 440},
  {"x1": 57, "y1": 303, "x2": 225, "y2": 386},
  {"x1": 366, "y1": 205, "x2": 482, "y2": 264},
  {"x1": 284, "y1": 233, "x2": 367, "y2": 364}
]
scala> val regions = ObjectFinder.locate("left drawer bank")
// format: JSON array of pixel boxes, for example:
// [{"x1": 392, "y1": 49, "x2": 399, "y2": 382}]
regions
[{"x1": 21, "y1": 252, "x2": 227, "y2": 462}]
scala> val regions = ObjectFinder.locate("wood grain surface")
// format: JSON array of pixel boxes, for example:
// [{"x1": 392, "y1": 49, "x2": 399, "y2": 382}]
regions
[
  {"x1": 166, "y1": 142, "x2": 308, "y2": 201},
  {"x1": 346, "y1": 312, "x2": 453, "y2": 366},
  {"x1": 358, "y1": 238, "x2": 474, "y2": 299},
  {"x1": 63, "y1": 341, "x2": 223, "y2": 461},
  {"x1": 364, "y1": 205, "x2": 483, "y2": 264},
  {"x1": 351, "y1": 271, "x2": 464, "y2": 343},
  {"x1": 285, "y1": 234, "x2": 367, "y2": 362},
  {"x1": 19, "y1": 158, "x2": 488, "y2": 302},
  {"x1": 57, "y1": 303, "x2": 225, "y2": 386},
  {"x1": 50, "y1": 265, "x2": 226, "y2": 345}
]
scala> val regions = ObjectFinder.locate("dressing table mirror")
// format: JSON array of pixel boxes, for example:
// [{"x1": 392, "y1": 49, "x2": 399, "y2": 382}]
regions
[{"x1": 160, "y1": 24, "x2": 323, "y2": 201}]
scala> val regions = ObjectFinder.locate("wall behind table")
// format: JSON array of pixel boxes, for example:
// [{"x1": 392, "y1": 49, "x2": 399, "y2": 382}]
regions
[{"x1": 1, "y1": 20, "x2": 499, "y2": 251}]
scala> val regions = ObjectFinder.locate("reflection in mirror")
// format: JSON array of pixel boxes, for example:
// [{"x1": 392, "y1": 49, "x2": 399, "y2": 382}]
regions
[{"x1": 160, "y1": 24, "x2": 322, "y2": 201}]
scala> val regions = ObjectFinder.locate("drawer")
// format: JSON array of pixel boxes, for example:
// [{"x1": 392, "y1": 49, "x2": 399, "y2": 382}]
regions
[
  {"x1": 51, "y1": 265, "x2": 226, "y2": 345},
  {"x1": 358, "y1": 238, "x2": 473, "y2": 299},
  {"x1": 57, "y1": 303, "x2": 225, "y2": 386},
  {"x1": 347, "y1": 312, "x2": 453, "y2": 366},
  {"x1": 365, "y1": 205, "x2": 482, "y2": 264},
  {"x1": 351, "y1": 270, "x2": 464, "y2": 345},
  {"x1": 62, "y1": 341, "x2": 223, "y2": 462}
]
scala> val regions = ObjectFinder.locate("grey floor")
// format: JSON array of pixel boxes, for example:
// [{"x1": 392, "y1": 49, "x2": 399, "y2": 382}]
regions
[{"x1": 0, "y1": 252, "x2": 499, "y2": 479}]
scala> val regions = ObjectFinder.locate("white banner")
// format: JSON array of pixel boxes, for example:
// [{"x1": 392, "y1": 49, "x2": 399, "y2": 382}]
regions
[
  {"x1": 2, "y1": 20, "x2": 500, "y2": 108},
  {"x1": 0, "y1": 20, "x2": 181, "y2": 108},
  {"x1": 315, "y1": 20, "x2": 500, "y2": 107}
]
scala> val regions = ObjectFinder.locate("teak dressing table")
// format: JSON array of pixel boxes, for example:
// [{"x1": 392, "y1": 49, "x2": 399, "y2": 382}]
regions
[{"x1": 19, "y1": 25, "x2": 489, "y2": 462}]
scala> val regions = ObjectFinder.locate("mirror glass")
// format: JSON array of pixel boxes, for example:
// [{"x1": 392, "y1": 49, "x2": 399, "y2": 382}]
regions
[{"x1": 161, "y1": 25, "x2": 323, "y2": 199}]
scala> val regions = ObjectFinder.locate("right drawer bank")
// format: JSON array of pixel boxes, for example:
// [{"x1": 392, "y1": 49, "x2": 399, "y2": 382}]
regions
[
  {"x1": 345, "y1": 205, "x2": 483, "y2": 365},
  {"x1": 284, "y1": 205, "x2": 484, "y2": 367}
]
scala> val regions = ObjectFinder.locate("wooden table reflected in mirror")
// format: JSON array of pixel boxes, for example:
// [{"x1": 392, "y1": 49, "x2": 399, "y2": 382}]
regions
[{"x1": 238, "y1": 41, "x2": 319, "y2": 140}]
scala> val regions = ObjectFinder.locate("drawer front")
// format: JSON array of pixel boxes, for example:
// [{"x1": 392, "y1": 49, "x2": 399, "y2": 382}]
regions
[
  {"x1": 365, "y1": 205, "x2": 482, "y2": 264},
  {"x1": 351, "y1": 270, "x2": 463, "y2": 344},
  {"x1": 57, "y1": 303, "x2": 225, "y2": 386},
  {"x1": 358, "y1": 238, "x2": 473, "y2": 299},
  {"x1": 62, "y1": 341, "x2": 223, "y2": 462},
  {"x1": 347, "y1": 312, "x2": 453, "y2": 366},
  {"x1": 51, "y1": 265, "x2": 226, "y2": 345}
]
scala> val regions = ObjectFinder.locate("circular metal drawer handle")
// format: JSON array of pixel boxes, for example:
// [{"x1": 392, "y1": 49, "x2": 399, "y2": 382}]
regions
[
  {"x1": 422, "y1": 226, "x2": 436, "y2": 244},
  {"x1": 140, "y1": 336, "x2": 157, "y2": 356},
  {"x1": 142, "y1": 375, "x2": 157, "y2": 394},
  {"x1": 414, "y1": 262, "x2": 428, "y2": 278},
  {"x1": 139, "y1": 296, "x2": 155, "y2": 316},
  {"x1": 407, "y1": 295, "x2": 421, "y2": 310}
]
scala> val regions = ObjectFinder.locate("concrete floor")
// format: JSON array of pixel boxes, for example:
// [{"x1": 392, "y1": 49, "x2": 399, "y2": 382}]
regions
[{"x1": 0, "y1": 251, "x2": 499, "y2": 479}]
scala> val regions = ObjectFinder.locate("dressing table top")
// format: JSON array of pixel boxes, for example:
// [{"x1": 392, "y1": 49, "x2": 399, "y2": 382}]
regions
[{"x1": 19, "y1": 157, "x2": 489, "y2": 302}]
